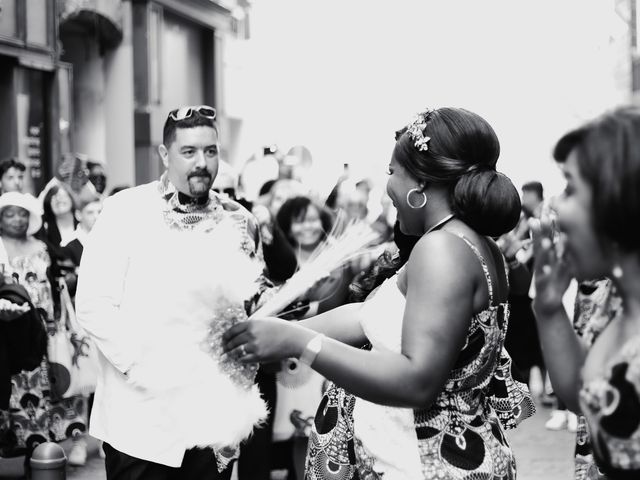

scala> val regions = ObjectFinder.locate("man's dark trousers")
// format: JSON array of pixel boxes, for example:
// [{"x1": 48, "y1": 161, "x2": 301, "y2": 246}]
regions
[{"x1": 103, "y1": 442, "x2": 233, "y2": 480}]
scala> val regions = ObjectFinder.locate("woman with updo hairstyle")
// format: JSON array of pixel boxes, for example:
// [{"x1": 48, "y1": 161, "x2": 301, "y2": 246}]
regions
[
  {"x1": 532, "y1": 106, "x2": 640, "y2": 479},
  {"x1": 224, "y1": 107, "x2": 533, "y2": 479},
  {"x1": 392, "y1": 107, "x2": 521, "y2": 238}
]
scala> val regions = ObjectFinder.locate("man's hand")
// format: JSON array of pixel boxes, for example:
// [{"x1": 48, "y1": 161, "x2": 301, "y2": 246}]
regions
[{"x1": 498, "y1": 231, "x2": 531, "y2": 262}]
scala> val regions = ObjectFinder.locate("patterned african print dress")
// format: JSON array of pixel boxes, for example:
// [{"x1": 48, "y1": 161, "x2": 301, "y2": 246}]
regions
[
  {"x1": 572, "y1": 279, "x2": 621, "y2": 480},
  {"x1": 577, "y1": 280, "x2": 640, "y2": 480},
  {"x1": 0, "y1": 242, "x2": 87, "y2": 457},
  {"x1": 305, "y1": 234, "x2": 534, "y2": 479}
]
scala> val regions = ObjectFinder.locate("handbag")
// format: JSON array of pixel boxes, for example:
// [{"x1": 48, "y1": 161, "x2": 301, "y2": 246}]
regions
[
  {"x1": 46, "y1": 278, "x2": 99, "y2": 400},
  {"x1": 0, "y1": 281, "x2": 48, "y2": 410},
  {"x1": 0, "y1": 282, "x2": 48, "y2": 373}
]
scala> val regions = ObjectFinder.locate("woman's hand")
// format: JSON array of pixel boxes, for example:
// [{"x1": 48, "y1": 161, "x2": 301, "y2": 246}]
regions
[
  {"x1": 498, "y1": 231, "x2": 531, "y2": 262},
  {"x1": 222, "y1": 317, "x2": 313, "y2": 364},
  {"x1": 530, "y1": 213, "x2": 573, "y2": 317}
]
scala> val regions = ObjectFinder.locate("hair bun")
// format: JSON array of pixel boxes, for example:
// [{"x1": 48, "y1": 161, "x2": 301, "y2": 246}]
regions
[
  {"x1": 464, "y1": 163, "x2": 494, "y2": 175},
  {"x1": 451, "y1": 169, "x2": 520, "y2": 237}
]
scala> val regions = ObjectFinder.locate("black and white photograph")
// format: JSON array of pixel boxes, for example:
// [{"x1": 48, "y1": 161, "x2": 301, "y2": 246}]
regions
[{"x1": 1, "y1": 1, "x2": 639, "y2": 479}]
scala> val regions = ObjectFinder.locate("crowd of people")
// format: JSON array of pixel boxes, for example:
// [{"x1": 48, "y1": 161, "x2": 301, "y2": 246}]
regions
[
  {"x1": 0, "y1": 156, "x2": 129, "y2": 476},
  {"x1": 0, "y1": 102, "x2": 638, "y2": 480}
]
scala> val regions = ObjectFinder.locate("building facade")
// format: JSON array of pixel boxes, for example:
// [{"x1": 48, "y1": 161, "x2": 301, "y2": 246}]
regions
[
  {"x1": 612, "y1": 0, "x2": 640, "y2": 103},
  {"x1": 630, "y1": 0, "x2": 640, "y2": 100},
  {"x1": 0, "y1": 0, "x2": 64, "y2": 195},
  {"x1": 59, "y1": 0, "x2": 251, "y2": 190},
  {"x1": 0, "y1": 0, "x2": 250, "y2": 196}
]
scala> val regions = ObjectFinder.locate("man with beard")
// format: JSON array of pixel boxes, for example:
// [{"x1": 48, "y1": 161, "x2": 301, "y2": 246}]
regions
[
  {"x1": 521, "y1": 181, "x2": 544, "y2": 219},
  {"x1": 76, "y1": 106, "x2": 269, "y2": 479}
]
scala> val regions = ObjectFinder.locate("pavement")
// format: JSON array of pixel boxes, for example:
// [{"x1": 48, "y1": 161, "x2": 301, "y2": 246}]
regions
[
  {"x1": 0, "y1": 435, "x2": 105, "y2": 479},
  {"x1": 1, "y1": 402, "x2": 574, "y2": 479},
  {"x1": 506, "y1": 403, "x2": 575, "y2": 480}
]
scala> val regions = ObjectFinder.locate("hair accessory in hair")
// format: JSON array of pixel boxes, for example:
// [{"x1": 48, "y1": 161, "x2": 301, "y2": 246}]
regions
[{"x1": 406, "y1": 108, "x2": 435, "y2": 152}]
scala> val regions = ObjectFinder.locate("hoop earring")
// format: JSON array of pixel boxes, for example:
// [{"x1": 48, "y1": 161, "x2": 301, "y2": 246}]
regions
[{"x1": 406, "y1": 188, "x2": 427, "y2": 209}]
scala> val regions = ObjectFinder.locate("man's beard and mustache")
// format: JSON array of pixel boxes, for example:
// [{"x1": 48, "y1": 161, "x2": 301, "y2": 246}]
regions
[{"x1": 187, "y1": 169, "x2": 213, "y2": 197}]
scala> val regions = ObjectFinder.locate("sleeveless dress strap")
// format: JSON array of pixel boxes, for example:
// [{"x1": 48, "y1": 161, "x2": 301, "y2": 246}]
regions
[
  {"x1": 488, "y1": 238, "x2": 509, "y2": 291},
  {"x1": 502, "y1": 253, "x2": 510, "y2": 290},
  {"x1": 447, "y1": 232, "x2": 495, "y2": 306}
]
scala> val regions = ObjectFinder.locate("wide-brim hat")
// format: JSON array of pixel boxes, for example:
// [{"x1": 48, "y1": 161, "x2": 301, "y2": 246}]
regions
[{"x1": 0, "y1": 192, "x2": 43, "y2": 236}]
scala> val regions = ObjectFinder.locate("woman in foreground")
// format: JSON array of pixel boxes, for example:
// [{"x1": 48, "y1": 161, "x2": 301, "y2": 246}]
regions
[
  {"x1": 224, "y1": 107, "x2": 533, "y2": 479},
  {"x1": 531, "y1": 107, "x2": 640, "y2": 479}
]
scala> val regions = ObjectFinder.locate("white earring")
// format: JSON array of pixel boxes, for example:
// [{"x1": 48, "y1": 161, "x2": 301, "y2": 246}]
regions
[
  {"x1": 610, "y1": 242, "x2": 624, "y2": 279},
  {"x1": 406, "y1": 188, "x2": 427, "y2": 209},
  {"x1": 612, "y1": 264, "x2": 623, "y2": 279}
]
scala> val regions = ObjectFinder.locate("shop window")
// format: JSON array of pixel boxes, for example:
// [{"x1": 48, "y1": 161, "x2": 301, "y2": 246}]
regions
[
  {"x1": 149, "y1": 4, "x2": 162, "y2": 104},
  {"x1": 16, "y1": 68, "x2": 49, "y2": 195},
  {"x1": 0, "y1": 0, "x2": 18, "y2": 38},
  {"x1": 25, "y1": 0, "x2": 49, "y2": 47},
  {"x1": 58, "y1": 64, "x2": 73, "y2": 156},
  {"x1": 632, "y1": 0, "x2": 640, "y2": 92},
  {"x1": 636, "y1": 1, "x2": 640, "y2": 54},
  {"x1": 162, "y1": 12, "x2": 206, "y2": 108},
  {"x1": 0, "y1": 58, "x2": 15, "y2": 162}
]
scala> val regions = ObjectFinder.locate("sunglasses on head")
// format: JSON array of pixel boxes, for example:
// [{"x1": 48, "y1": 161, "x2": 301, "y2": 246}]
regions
[{"x1": 168, "y1": 105, "x2": 217, "y2": 122}]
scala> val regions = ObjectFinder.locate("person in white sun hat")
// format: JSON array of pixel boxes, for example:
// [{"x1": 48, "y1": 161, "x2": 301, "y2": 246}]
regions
[{"x1": 0, "y1": 191, "x2": 88, "y2": 474}]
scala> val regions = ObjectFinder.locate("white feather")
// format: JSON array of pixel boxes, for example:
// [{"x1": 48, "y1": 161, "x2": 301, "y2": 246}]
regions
[{"x1": 128, "y1": 223, "x2": 267, "y2": 449}]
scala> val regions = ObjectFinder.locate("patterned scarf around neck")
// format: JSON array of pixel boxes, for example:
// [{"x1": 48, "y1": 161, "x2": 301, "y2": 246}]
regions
[{"x1": 158, "y1": 172, "x2": 224, "y2": 231}]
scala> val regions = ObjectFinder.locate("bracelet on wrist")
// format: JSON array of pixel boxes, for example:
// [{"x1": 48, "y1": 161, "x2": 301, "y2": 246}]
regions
[{"x1": 299, "y1": 333, "x2": 325, "y2": 366}]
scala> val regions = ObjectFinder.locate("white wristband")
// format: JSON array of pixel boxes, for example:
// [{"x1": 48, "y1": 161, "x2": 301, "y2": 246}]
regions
[{"x1": 299, "y1": 333, "x2": 325, "y2": 366}]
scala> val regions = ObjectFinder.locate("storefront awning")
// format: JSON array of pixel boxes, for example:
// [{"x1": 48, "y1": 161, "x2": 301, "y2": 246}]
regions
[{"x1": 59, "y1": 0, "x2": 124, "y2": 49}]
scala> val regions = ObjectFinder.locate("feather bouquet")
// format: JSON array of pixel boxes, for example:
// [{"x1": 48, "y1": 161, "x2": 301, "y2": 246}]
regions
[
  {"x1": 126, "y1": 219, "x2": 268, "y2": 452},
  {"x1": 250, "y1": 215, "x2": 381, "y2": 319}
]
